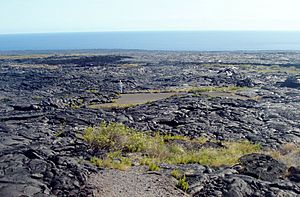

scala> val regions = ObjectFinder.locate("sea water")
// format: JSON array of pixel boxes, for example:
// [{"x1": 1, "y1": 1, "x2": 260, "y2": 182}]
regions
[{"x1": 0, "y1": 31, "x2": 300, "y2": 51}]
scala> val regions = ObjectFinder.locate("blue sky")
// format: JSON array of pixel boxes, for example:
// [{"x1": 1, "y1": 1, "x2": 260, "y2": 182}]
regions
[{"x1": 1, "y1": 0, "x2": 300, "y2": 34}]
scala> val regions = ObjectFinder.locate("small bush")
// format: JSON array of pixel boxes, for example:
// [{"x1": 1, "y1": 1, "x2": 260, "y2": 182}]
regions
[
  {"x1": 83, "y1": 122, "x2": 148, "y2": 152},
  {"x1": 90, "y1": 152, "x2": 132, "y2": 171},
  {"x1": 171, "y1": 169, "x2": 184, "y2": 179},
  {"x1": 268, "y1": 143, "x2": 300, "y2": 167},
  {"x1": 148, "y1": 163, "x2": 160, "y2": 171},
  {"x1": 177, "y1": 175, "x2": 189, "y2": 192}
]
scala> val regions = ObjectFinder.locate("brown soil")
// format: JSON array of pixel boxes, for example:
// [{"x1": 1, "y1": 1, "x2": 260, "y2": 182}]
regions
[{"x1": 90, "y1": 93, "x2": 180, "y2": 108}]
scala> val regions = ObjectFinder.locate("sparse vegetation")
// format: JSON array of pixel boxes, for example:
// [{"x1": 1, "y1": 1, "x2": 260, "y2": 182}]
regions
[
  {"x1": 84, "y1": 123, "x2": 299, "y2": 173},
  {"x1": 171, "y1": 169, "x2": 184, "y2": 179},
  {"x1": 0, "y1": 54, "x2": 52, "y2": 60},
  {"x1": 84, "y1": 122, "x2": 151, "y2": 152},
  {"x1": 90, "y1": 152, "x2": 132, "y2": 171},
  {"x1": 268, "y1": 143, "x2": 300, "y2": 167},
  {"x1": 127, "y1": 85, "x2": 247, "y2": 94},
  {"x1": 54, "y1": 130, "x2": 64, "y2": 137},
  {"x1": 86, "y1": 89, "x2": 99, "y2": 93},
  {"x1": 249, "y1": 95, "x2": 262, "y2": 101},
  {"x1": 255, "y1": 65, "x2": 300, "y2": 74},
  {"x1": 9, "y1": 63, "x2": 59, "y2": 70},
  {"x1": 148, "y1": 162, "x2": 160, "y2": 171},
  {"x1": 177, "y1": 175, "x2": 189, "y2": 192},
  {"x1": 84, "y1": 122, "x2": 262, "y2": 170},
  {"x1": 119, "y1": 63, "x2": 139, "y2": 68},
  {"x1": 163, "y1": 134, "x2": 190, "y2": 141},
  {"x1": 32, "y1": 95, "x2": 43, "y2": 101},
  {"x1": 188, "y1": 86, "x2": 246, "y2": 93},
  {"x1": 65, "y1": 98, "x2": 85, "y2": 109}
]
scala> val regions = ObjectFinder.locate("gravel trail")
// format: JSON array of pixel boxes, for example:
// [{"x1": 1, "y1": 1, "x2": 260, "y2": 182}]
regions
[{"x1": 88, "y1": 167, "x2": 189, "y2": 197}]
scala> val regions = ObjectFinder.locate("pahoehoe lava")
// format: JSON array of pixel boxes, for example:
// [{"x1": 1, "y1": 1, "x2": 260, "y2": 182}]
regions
[{"x1": 0, "y1": 51, "x2": 300, "y2": 196}]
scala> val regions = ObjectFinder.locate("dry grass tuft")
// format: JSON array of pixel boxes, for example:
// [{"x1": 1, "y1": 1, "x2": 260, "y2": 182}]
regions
[{"x1": 84, "y1": 122, "x2": 262, "y2": 170}]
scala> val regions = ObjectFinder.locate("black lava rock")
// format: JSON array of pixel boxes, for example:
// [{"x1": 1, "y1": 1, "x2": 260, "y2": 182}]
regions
[{"x1": 238, "y1": 153, "x2": 287, "y2": 181}]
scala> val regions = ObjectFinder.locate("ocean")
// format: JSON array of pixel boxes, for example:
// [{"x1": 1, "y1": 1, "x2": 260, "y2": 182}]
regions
[{"x1": 0, "y1": 31, "x2": 300, "y2": 51}]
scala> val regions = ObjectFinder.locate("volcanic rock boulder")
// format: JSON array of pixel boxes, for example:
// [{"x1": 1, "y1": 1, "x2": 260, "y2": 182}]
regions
[
  {"x1": 281, "y1": 75, "x2": 300, "y2": 88},
  {"x1": 236, "y1": 77, "x2": 254, "y2": 87},
  {"x1": 288, "y1": 167, "x2": 300, "y2": 183},
  {"x1": 238, "y1": 153, "x2": 287, "y2": 181},
  {"x1": 186, "y1": 154, "x2": 300, "y2": 197}
]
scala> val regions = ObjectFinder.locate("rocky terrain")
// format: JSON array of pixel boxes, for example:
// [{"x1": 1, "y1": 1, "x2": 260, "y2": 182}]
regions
[{"x1": 0, "y1": 50, "x2": 300, "y2": 196}]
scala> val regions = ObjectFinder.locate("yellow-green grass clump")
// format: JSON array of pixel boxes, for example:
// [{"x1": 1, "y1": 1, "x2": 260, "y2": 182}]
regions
[
  {"x1": 188, "y1": 86, "x2": 247, "y2": 93},
  {"x1": 83, "y1": 122, "x2": 261, "y2": 170},
  {"x1": 86, "y1": 89, "x2": 99, "y2": 93},
  {"x1": 119, "y1": 63, "x2": 139, "y2": 68},
  {"x1": 255, "y1": 65, "x2": 300, "y2": 74},
  {"x1": 177, "y1": 175, "x2": 189, "y2": 192},
  {"x1": 268, "y1": 143, "x2": 300, "y2": 167},
  {"x1": 148, "y1": 162, "x2": 160, "y2": 171},
  {"x1": 127, "y1": 85, "x2": 247, "y2": 94},
  {"x1": 171, "y1": 169, "x2": 184, "y2": 179},
  {"x1": 0, "y1": 54, "x2": 51, "y2": 60},
  {"x1": 90, "y1": 151, "x2": 132, "y2": 171}
]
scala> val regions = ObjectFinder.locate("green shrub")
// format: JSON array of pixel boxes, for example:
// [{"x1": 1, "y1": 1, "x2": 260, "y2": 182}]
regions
[
  {"x1": 163, "y1": 134, "x2": 189, "y2": 141},
  {"x1": 90, "y1": 152, "x2": 132, "y2": 171},
  {"x1": 177, "y1": 175, "x2": 189, "y2": 192},
  {"x1": 84, "y1": 122, "x2": 262, "y2": 170},
  {"x1": 171, "y1": 169, "x2": 184, "y2": 179},
  {"x1": 83, "y1": 122, "x2": 148, "y2": 152},
  {"x1": 148, "y1": 162, "x2": 160, "y2": 171}
]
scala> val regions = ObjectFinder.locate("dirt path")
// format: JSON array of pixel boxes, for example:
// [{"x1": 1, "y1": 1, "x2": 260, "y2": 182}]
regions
[
  {"x1": 116, "y1": 93, "x2": 179, "y2": 105},
  {"x1": 90, "y1": 93, "x2": 180, "y2": 108},
  {"x1": 88, "y1": 167, "x2": 189, "y2": 197},
  {"x1": 89, "y1": 91, "x2": 251, "y2": 109}
]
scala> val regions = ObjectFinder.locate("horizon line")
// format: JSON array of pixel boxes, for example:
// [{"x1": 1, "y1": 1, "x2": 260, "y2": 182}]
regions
[{"x1": 1, "y1": 29, "x2": 300, "y2": 35}]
